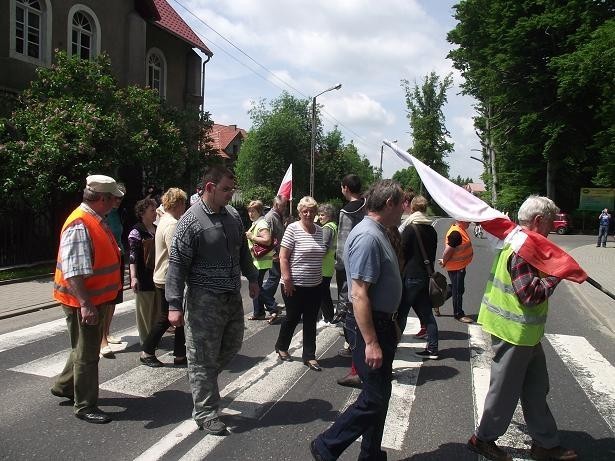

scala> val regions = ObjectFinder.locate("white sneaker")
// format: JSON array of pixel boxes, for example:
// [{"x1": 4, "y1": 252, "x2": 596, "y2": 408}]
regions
[{"x1": 317, "y1": 319, "x2": 330, "y2": 328}]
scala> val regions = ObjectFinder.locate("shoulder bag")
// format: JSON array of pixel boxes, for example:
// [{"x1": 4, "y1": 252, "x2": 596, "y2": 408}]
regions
[{"x1": 410, "y1": 224, "x2": 448, "y2": 308}]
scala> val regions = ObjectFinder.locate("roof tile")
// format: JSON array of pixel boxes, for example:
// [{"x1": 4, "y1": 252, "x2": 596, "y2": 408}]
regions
[{"x1": 152, "y1": 0, "x2": 213, "y2": 56}]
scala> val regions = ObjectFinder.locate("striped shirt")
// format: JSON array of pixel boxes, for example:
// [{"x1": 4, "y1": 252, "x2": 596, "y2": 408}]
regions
[
  {"x1": 58, "y1": 203, "x2": 103, "y2": 279},
  {"x1": 281, "y1": 222, "x2": 326, "y2": 287}
]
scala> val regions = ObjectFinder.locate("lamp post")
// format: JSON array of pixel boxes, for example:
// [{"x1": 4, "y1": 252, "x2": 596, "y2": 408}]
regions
[
  {"x1": 379, "y1": 140, "x2": 397, "y2": 179},
  {"x1": 310, "y1": 83, "x2": 342, "y2": 197}
]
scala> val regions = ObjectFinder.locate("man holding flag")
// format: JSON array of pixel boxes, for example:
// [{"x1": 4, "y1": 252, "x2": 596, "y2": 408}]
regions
[{"x1": 467, "y1": 196, "x2": 578, "y2": 461}]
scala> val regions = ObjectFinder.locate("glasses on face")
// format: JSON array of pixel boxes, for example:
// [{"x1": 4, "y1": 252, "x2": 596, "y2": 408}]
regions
[{"x1": 301, "y1": 208, "x2": 317, "y2": 216}]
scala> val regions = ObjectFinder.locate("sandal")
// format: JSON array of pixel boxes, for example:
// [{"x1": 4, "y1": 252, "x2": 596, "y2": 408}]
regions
[{"x1": 248, "y1": 314, "x2": 267, "y2": 320}]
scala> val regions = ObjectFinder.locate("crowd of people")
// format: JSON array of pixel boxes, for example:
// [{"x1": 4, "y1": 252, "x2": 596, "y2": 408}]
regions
[{"x1": 50, "y1": 168, "x2": 577, "y2": 461}]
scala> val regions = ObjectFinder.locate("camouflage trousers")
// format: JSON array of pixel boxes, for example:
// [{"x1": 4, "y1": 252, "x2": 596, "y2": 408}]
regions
[{"x1": 183, "y1": 287, "x2": 244, "y2": 424}]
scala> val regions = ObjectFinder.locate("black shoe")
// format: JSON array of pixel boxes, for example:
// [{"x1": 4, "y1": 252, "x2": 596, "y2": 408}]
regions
[
  {"x1": 173, "y1": 356, "x2": 187, "y2": 365},
  {"x1": 276, "y1": 349, "x2": 292, "y2": 362},
  {"x1": 304, "y1": 360, "x2": 322, "y2": 371},
  {"x1": 75, "y1": 408, "x2": 112, "y2": 424},
  {"x1": 140, "y1": 355, "x2": 164, "y2": 367},
  {"x1": 415, "y1": 349, "x2": 439, "y2": 360},
  {"x1": 197, "y1": 417, "x2": 227, "y2": 435},
  {"x1": 50, "y1": 387, "x2": 74, "y2": 401},
  {"x1": 337, "y1": 373, "x2": 362, "y2": 388},
  {"x1": 467, "y1": 434, "x2": 512, "y2": 461},
  {"x1": 337, "y1": 347, "x2": 352, "y2": 358},
  {"x1": 310, "y1": 440, "x2": 325, "y2": 461}
]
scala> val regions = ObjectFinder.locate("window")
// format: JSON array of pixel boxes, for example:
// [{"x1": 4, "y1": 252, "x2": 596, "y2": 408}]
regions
[
  {"x1": 10, "y1": 0, "x2": 51, "y2": 64},
  {"x1": 67, "y1": 5, "x2": 101, "y2": 60},
  {"x1": 146, "y1": 49, "x2": 167, "y2": 99}
]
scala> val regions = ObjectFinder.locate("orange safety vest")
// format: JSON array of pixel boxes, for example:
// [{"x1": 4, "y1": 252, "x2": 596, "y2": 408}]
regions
[
  {"x1": 53, "y1": 206, "x2": 121, "y2": 308},
  {"x1": 443, "y1": 224, "x2": 473, "y2": 271}
]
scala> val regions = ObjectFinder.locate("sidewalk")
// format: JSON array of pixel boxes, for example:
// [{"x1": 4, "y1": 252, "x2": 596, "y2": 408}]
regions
[{"x1": 0, "y1": 244, "x2": 614, "y2": 332}]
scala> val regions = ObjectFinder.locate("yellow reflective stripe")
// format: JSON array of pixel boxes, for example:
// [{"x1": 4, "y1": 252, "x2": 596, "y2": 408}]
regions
[{"x1": 481, "y1": 297, "x2": 547, "y2": 325}]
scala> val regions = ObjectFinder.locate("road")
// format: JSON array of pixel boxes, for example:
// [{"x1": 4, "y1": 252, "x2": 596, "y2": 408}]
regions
[{"x1": 0, "y1": 220, "x2": 613, "y2": 460}]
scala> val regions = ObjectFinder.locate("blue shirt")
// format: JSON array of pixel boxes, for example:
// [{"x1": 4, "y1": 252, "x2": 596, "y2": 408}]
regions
[
  {"x1": 599, "y1": 213, "x2": 610, "y2": 227},
  {"x1": 343, "y1": 216, "x2": 402, "y2": 314}
]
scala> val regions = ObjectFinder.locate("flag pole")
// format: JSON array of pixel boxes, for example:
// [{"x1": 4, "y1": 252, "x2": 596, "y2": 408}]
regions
[{"x1": 585, "y1": 277, "x2": 615, "y2": 302}]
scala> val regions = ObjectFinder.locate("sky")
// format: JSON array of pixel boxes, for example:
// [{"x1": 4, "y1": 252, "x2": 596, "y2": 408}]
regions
[{"x1": 171, "y1": 0, "x2": 484, "y2": 183}]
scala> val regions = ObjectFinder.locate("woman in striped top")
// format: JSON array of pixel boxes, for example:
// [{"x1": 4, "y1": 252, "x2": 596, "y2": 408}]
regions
[{"x1": 274, "y1": 196, "x2": 327, "y2": 371}]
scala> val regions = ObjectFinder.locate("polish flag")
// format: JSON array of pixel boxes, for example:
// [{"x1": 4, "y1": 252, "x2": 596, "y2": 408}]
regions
[
  {"x1": 383, "y1": 140, "x2": 587, "y2": 283},
  {"x1": 277, "y1": 163, "x2": 292, "y2": 200}
]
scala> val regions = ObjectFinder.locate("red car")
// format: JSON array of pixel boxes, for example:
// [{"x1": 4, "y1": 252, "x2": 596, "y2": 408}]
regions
[{"x1": 553, "y1": 213, "x2": 572, "y2": 235}]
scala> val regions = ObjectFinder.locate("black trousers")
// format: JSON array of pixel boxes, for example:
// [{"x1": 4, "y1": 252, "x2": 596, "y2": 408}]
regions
[{"x1": 275, "y1": 285, "x2": 320, "y2": 361}]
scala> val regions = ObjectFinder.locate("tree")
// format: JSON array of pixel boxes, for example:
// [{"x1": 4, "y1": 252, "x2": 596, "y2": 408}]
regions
[
  {"x1": 392, "y1": 167, "x2": 421, "y2": 193},
  {"x1": 448, "y1": 0, "x2": 614, "y2": 212},
  {"x1": 235, "y1": 93, "x2": 376, "y2": 203},
  {"x1": 0, "y1": 51, "x2": 208, "y2": 213},
  {"x1": 401, "y1": 72, "x2": 454, "y2": 178}
]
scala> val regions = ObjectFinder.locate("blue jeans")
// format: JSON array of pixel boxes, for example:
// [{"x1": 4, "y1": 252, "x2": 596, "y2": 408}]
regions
[
  {"x1": 315, "y1": 311, "x2": 396, "y2": 460},
  {"x1": 252, "y1": 269, "x2": 268, "y2": 316},
  {"x1": 597, "y1": 225, "x2": 609, "y2": 247},
  {"x1": 260, "y1": 260, "x2": 281, "y2": 312},
  {"x1": 399, "y1": 277, "x2": 438, "y2": 352},
  {"x1": 447, "y1": 268, "x2": 466, "y2": 318}
]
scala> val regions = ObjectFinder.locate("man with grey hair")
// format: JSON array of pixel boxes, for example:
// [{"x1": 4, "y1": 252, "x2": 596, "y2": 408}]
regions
[
  {"x1": 260, "y1": 194, "x2": 289, "y2": 322},
  {"x1": 467, "y1": 195, "x2": 577, "y2": 461},
  {"x1": 51, "y1": 174, "x2": 124, "y2": 424},
  {"x1": 167, "y1": 165, "x2": 259, "y2": 435},
  {"x1": 311, "y1": 179, "x2": 404, "y2": 461}
]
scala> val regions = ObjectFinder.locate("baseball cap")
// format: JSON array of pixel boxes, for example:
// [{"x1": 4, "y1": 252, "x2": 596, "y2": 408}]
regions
[{"x1": 86, "y1": 175, "x2": 125, "y2": 197}]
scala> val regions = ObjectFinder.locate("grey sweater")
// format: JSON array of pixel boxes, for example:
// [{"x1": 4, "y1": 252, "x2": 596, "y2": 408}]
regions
[{"x1": 166, "y1": 201, "x2": 258, "y2": 310}]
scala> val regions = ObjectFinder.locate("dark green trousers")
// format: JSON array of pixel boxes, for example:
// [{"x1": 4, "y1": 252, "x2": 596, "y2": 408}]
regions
[{"x1": 52, "y1": 304, "x2": 109, "y2": 413}]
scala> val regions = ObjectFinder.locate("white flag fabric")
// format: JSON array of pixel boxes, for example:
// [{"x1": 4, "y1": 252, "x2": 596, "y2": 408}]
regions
[
  {"x1": 383, "y1": 140, "x2": 587, "y2": 283},
  {"x1": 277, "y1": 163, "x2": 292, "y2": 200}
]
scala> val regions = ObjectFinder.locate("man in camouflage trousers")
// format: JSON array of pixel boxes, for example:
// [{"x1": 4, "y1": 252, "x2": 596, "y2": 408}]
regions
[{"x1": 167, "y1": 166, "x2": 259, "y2": 435}]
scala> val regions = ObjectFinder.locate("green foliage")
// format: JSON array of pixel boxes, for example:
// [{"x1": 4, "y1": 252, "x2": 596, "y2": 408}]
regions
[
  {"x1": 241, "y1": 185, "x2": 276, "y2": 207},
  {"x1": 0, "y1": 51, "x2": 205, "y2": 211},
  {"x1": 401, "y1": 72, "x2": 454, "y2": 177},
  {"x1": 392, "y1": 167, "x2": 421, "y2": 192},
  {"x1": 448, "y1": 0, "x2": 615, "y2": 210},
  {"x1": 450, "y1": 175, "x2": 475, "y2": 187},
  {"x1": 236, "y1": 93, "x2": 376, "y2": 203}
]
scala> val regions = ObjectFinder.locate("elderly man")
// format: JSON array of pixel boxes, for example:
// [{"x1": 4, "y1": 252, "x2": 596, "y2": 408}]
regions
[
  {"x1": 311, "y1": 180, "x2": 404, "y2": 461},
  {"x1": 438, "y1": 220, "x2": 474, "y2": 322},
  {"x1": 167, "y1": 165, "x2": 259, "y2": 435},
  {"x1": 259, "y1": 194, "x2": 289, "y2": 322},
  {"x1": 51, "y1": 174, "x2": 124, "y2": 424},
  {"x1": 467, "y1": 196, "x2": 577, "y2": 461}
]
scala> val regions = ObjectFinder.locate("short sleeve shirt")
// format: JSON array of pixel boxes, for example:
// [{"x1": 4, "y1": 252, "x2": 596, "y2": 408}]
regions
[
  {"x1": 280, "y1": 221, "x2": 326, "y2": 287},
  {"x1": 343, "y1": 216, "x2": 402, "y2": 313}
]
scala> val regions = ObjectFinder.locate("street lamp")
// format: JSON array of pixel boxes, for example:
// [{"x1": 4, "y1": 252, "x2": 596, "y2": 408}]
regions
[
  {"x1": 310, "y1": 83, "x2": 342, "y2": 197},
  {"x1": 379, "y1": 140, "x2": 397, "y2": 179}
]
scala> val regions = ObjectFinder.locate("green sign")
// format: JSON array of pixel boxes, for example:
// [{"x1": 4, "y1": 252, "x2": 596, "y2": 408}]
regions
[{"x1": 578, "y1": 188, "x2": 615, "y2": 211}]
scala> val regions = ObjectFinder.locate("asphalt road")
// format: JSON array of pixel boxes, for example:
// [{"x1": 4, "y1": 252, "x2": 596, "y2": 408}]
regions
[{"x1": 0, "y1": 220, "x2": 613, "y2": 460}]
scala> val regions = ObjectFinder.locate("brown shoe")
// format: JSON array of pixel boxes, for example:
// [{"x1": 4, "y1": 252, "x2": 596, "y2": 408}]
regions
[
  {"x1": 433, "y1": 307, "x2": 441, "y2": 316},
  {"x1": 530, "y1": 443, "x2": 578, "y2": 461},
  {"x1": 456, "y1": 315, "x2": 473, "y2": 324},
  {"x1": 337, "y1": 373, "x2": 362, "y2": 389},
  {"x1": 467, "y1": 434, "x2": 512, "y2": 461}
]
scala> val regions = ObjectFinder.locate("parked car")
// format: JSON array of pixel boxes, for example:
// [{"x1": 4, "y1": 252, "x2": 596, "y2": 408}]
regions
[{"x1": 553, "y1": 213, "x2": 572, "y2": 235}]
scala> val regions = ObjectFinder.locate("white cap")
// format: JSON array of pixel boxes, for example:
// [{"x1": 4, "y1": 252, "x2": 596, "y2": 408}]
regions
[{"x1": 86, "y1": 175, "x2": 124, "y2": 197}]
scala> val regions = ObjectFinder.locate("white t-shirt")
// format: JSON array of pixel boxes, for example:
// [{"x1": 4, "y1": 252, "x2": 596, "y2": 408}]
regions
[{"x1": 280, "y1": 221, "x2": 326, "y2": 287}]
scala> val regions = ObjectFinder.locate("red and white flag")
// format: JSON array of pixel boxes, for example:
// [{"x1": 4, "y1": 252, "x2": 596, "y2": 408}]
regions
[
  {"x1": 383, "y1": 140, "x2": 587, "y2": 283},
  {"x1": 277, "y1": 163, "x2": 292, "y2": 200}
]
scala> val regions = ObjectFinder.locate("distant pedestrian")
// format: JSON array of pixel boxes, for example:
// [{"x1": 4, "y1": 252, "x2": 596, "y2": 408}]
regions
[
  {"x1": 166, "y1": 166, "x2": 259, "y2": 435},
  {"x1": 129, "y1": 198, "x2": 160, "y2": 345},
  {"x1": 260, "y1": 194, "x2": 289, "y2": 323},
  {"x1": 51, "y1": 174, "x2": 124, "y2": 424},
  {"x1": 140, "y1": 187, "x2": 187, "y2": 367},
  {"x1": 245, "y1": 200, "x2": 275, "y2": 320},
  {"x1": 317, "y1": 203, "x2": 338, "y2": 325},
  {"x1": 100, "y1": 182, "x2": 126, "y2": 359},
  {"x1": 274, "y1": 196, "x2": 327, "y2": 371},
  {"x1": 596, "y1": 208, "x2": 611, "y2": 247},
  {"x1": 438, "y1": 220, "x2": 473, "y2": 322},
  {"x1": 311, "y1": 179, "x2": 404, "y2": 461},
  {"x1": 468, "y1": 195, "x2": 578, "y2": 461},
  {"x1": 190, "y1": 183, "x2": 203, "y2": 206}
]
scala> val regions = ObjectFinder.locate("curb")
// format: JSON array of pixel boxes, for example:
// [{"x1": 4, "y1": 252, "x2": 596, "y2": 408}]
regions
[{"x1": 0, "y1": 301, "x2": 61, "y2": 320}]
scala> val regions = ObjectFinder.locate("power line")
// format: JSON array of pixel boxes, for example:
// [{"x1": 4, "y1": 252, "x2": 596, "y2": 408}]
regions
[{"x1": 170, "y1": 0, "x2": 379, "y2": 155}]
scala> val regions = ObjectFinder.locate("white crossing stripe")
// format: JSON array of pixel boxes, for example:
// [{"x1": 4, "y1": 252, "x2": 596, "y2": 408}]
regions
[
  {"x1": 0, "y1": 300, "x2": 136, "y2": 353},
  {"x1": 546, "y1": 333, "x2": 615, "y2": 434},
  {"x1": 381, "y1": 317, "x2": 423, "y2": 450},
  {"x1": 8, "y1": 326, "x2": 139, "y2": 377},
  {"x1": 135, "y1": 325, "x2": 342, "y2": 461},
  {"x1": 468, "y1": 324, "x2": 530, "y2": 460}
]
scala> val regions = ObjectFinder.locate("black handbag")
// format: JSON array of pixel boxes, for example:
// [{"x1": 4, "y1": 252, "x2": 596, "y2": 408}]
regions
[{"x1": 411, "y1": 224, "x2": 448, "y2": 308}]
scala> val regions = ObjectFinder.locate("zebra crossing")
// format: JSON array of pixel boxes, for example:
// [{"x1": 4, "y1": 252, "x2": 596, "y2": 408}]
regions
[{"x1": 1, "y1": 299, "x2": 613, "y2": 460}]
